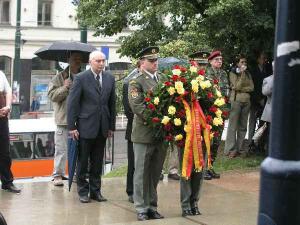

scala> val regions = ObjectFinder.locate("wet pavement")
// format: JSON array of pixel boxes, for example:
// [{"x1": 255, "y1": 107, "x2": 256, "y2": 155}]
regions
[{"x1": 0, "y1": 171, "x2": 259, "y2": 225}]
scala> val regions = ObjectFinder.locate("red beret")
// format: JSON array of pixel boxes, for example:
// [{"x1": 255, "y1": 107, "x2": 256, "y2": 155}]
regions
[{"x1": 208, "y1": 51, "x2": 222, "y2": 61}]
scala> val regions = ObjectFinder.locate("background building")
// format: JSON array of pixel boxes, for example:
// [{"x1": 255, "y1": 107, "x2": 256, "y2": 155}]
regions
[{"x1": 0, "y1": 0, "x2": 132, "y2": 112}]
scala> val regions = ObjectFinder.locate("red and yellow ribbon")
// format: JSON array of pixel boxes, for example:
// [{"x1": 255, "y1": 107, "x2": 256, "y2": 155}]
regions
[{"x1": 181, "y1": 95, "x2": 211, "y2": 179}]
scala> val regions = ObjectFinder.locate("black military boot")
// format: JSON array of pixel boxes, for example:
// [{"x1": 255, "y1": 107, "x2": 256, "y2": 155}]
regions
[{"x1": 208, "y1": 169, "x2": 220, "y2": 179}]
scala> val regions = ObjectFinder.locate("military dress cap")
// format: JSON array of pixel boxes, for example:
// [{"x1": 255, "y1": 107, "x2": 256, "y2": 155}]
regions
[
  {"x1": 137, "y1": 46, "x2": 159, "y2": 59},
  {"x1": 208, "y1": 50, "x2": 222, "y2": 61},
  {"x1": 189, "y1": 51, "x2": 210, "y2": 64}
]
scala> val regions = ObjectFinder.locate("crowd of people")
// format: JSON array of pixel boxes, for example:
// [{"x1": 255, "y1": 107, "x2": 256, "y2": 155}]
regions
[{"x1": 0, "y1": 46, "x2": 274, "y2": 222}]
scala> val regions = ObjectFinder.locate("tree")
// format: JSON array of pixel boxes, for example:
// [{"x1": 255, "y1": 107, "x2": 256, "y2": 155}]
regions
[{"x1": 77, "y1": 0, "x2": 276, "y2": 64}]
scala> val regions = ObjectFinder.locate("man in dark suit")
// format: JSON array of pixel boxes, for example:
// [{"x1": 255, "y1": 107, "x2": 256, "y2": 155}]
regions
[{"x1": 67, "y1": 51, "x2": 116, "y2": 203}]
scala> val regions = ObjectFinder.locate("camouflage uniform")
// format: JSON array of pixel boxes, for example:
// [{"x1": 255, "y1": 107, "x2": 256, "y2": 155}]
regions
[{"x1": 205, "y1": 67, "x2": 229, "y2": 163}]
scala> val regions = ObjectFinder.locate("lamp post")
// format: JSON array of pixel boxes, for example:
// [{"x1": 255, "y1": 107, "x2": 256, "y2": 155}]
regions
[
  {"x1": 11, "y1": 0, "x2": 21, "y2": 119},
  {"x1": 258, "y1": 0, "x2": 300, "y2": 224}
]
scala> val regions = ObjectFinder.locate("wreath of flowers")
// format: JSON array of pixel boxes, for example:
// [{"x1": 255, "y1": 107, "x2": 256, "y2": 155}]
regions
[{"x1": 143, "y1": 63, "x2": 229, "y2": 179}]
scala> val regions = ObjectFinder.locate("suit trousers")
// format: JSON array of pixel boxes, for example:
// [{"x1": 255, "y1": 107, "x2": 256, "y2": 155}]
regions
[
  {"x1": 0, "y1": 117, "x2": 14, "y2": 187},
  {"x1": 225, "y1": 101, "x2": 251, "y2": 154},
  {"x1": 126, "y1": 140, "x2": 134, "y2": 196},
  {"x1": 77, "y1": 133, "x2": 106, "y2": 197},
  {"x1": 179, "y1": 149, "x2": 203, "y2": 210},
  {"x1": 133, "y1": 142, "x2": 167, "y2": 213}
]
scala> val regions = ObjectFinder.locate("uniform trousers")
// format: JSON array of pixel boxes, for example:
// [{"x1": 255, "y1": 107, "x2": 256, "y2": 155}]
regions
[
  {"x1": 179, "y1": 148, "x2": 203, "y2": 210},
  {"x1": 133, "y1": 142, "x2": 167, "y2": 213},
  {"x1": 0, "y1": 117, "x2": 13, "y2": 187}
]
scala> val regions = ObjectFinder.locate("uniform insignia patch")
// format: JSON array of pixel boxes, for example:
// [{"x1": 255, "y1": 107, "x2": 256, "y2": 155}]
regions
[
  {"x1": 130, "y1": 88, "x2": 139, "y2": 98},
  {"x1": 129, "y1": 80, "x2": 136, "y2": 84}
]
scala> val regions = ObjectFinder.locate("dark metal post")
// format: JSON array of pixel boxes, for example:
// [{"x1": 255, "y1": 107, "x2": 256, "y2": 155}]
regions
[
  {"x1": 258, "y1": 0, "x2": 300, "y2": 224},
  {"x1": 11, "y1": 0, "x2": 21, "y2": 119},
  {"x1": 80, "y1": 25, "x2": 87, "y2": 43}
]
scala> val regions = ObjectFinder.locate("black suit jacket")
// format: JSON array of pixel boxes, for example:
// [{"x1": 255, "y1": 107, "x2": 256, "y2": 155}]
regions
[
  {"x1": 122, "y1": 82, "x2": 134, "y2": 141},
  {"x1": 67, "y1": 69, "x2": 116, "y2": 139}
]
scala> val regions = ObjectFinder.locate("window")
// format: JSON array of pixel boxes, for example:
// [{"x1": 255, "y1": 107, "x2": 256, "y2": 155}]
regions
[
  {"x1": 0, "y1": 0, "x2": 10, "y2": 24},
  {"x1": 38, "y1": 0, "x2": 52, "y2": 26}
]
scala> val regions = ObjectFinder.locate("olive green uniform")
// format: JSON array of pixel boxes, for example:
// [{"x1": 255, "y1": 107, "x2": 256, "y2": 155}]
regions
[{"x1": 128, "y1": 71, "x2": 167, "y2": 214}]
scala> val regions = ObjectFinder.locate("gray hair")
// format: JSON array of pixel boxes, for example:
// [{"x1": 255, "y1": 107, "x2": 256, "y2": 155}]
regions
[{"x1": 89, "y1": 50, "x2": 106, "y2": 61}]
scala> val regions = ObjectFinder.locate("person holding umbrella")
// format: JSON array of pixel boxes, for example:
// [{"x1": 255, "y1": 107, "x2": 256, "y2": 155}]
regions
[
  {"x1": 67, "y1": 51, "x2": 116, "y2": 203},
  {"x1": 48, "y1": 52, "x2": 83, "y2": 186}
]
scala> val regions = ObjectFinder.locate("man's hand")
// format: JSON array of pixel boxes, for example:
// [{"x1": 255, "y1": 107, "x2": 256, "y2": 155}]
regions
[
  {"x1": 69, "y1": 129, "x2": 79, "y2": 140},
  {"x1": 0, "y1": 106, "x2": 10, "y2": 118},
  {"x1": 107, "y1": 130, "x2": 113, "y2": 138},
  {"x1": 64, "y1": 78, "x2": 72, "y2": 89}
]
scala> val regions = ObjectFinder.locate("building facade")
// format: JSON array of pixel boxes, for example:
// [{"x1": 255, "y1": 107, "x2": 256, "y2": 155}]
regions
[{"x1": 0, "y1": 0, "x2": 131, "y2": 112}]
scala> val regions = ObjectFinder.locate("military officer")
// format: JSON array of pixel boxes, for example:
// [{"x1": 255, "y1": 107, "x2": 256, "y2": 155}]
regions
[
  {"x1": 205, "y1": 50, "x2": 230, "y2": 179},
  {"x1": 189, "y1": 50, "x2": 210, "y2": 70},
  {"x1": 128, "y1": 46, "x2": 167, "y2": 221}
]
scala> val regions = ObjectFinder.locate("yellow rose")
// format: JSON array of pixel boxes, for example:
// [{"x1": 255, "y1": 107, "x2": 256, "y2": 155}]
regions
[
  {"x1": 175, "y1": 81, "x2": 185, "y2": 95},
  {"x1": 175, "y1": 134, "x2": 183, "y2": 141},
  {"x1": 161, "y1": 116, "x2": 171, "y2": 125},
  {"x1": 174, "y1": 118, "x2": 182, "y2": 126},
  {"x1": 199, "y1": 80, "x2": 211, "y2": 89},
  {"x1": 196, "y1": 75, "x2": 204, "y2": 82},
  {"x1": 168, "y1": 106, "x2": 176, "y2": 115},
  {"x1": 167, "y1": 87, "x2": 176, "y2": 95},
  {"x1": 214, "y1": 98, "x2": 225, "y2": 106},
  {"x1": 190, "y1": 66, "x2": 198, "y2": 73},
  {"x1": 154, "y1": 97, "x2": 160, "y2": 105},
  {"x1": 213, "y1": 117, "x2": 223, "y2": 126},
  {"x1": 215, "y1": 109, "x2": 222, "y2": 118},
  {"x1": 172, "y1": 69, "x2": 181, "y2": 75},
  {"x1": 184, "y1": 125, "x2": 190, "y2": 132},
  {"x1": 191, "y1": 80, "x2": 199, "y2": 93},
  {"x1": 216, "y1": 90, "x2": 222, "y2": 98}
]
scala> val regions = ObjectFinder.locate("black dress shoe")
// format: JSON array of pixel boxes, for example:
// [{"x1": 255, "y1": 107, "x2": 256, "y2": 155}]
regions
[
  {"x1": 168, "y1": 173, "x2": 180, "y2": 180},
  {"x1": 128, "y1": 195, "x2": 134, "y2": 203},
  {"x1": 203, "y1": 171, "x2": 212, "y2": 180},
  {"x1": 191, "y1": 207, "x2": 201, "y2": 215},
  {"x1": 208, "y1": 169, "x2": 220, "y2": 179},
  {"x1": 2, "y1": 184, "x2": 21, "y2": 193},
  {"x1": 90, "y1": 193, "x2": 107, "y2": 202},
  {"x1": 148, "y1": 210, "x2": 164, "y2": 219},
  {"x1": 182, "y1": 209, "x2": 193, "y2": 217},
  {"x1": 137, "y1": 212, "x2": 149, "y2": 221},
  {"x1": 79, "y1": 196, "x2": 90, "y2": 203}
]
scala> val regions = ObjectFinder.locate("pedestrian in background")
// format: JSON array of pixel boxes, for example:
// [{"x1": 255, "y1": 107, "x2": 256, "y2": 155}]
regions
[
  {"x1": 0, "y1": 70, "x2": 21, "y2": 193},
  {"x1": 225, "y1": 54, "x2": 254, "y2": 158},
  {"x1": 48, "y1": 51, "x2": 83, "y2": 186}
]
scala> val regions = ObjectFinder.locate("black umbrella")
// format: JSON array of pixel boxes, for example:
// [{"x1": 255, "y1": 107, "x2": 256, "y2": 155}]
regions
[
  {"x1": 67, "y1": 137, "x2": 79, "y2": 191},
  {"x1": 35, "y1": 41, "x2": 97, "y2": 63},
  {"x1": 158, "y1": 57, "x2": 188, "y2": 71}
]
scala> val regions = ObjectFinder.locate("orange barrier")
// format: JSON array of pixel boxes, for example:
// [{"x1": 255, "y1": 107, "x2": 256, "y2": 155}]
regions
[{"x1": 11, "y1": 159, "x2": 56, "y2": 178}]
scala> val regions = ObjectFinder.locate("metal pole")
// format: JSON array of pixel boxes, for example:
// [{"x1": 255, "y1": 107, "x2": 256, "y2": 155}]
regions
[
  {"x1": 80, "y1": 25, "x2": 87, "y2": 43},
  {"x1": 11, "y1": 0, "x2": 21, "y2": 119},
  {"x1": 258, "y1": 0, "x2": 300, "y2": 224}
]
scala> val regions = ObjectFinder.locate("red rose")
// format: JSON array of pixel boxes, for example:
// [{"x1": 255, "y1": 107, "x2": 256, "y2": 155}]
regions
[
  {"x1": 222, "y1": 111, "x2": 229, "y2": 118},
  {"x1": 172, "y1": 65, "x2": 181, "y2": 70},
  {"x1": 207, "y1": 92, "x2": 213, "y2": 99},
  {"x1": 175, "y1": 96, "x2": 182, "y2": 103},
  {"x1": 198, "y1": 69, "x2": 205, "y2": 76},
  {"x1": 183, "y1": 90, "x2": 189, "y2": 96},
  {"x1": 213, "y1": 79, "x2": 219, "y2": 84},
  {"x1": 214, "y1": 131, "x2": 219, "y2": 137},
  {"x1": 180, "y1": 67, "x2": 187, "y2": 73},
  {"x1": 152, "y1": 117, "x2": 160, "y2": 123},
  {"x1": 224, "y1": 96, "x2": 229, "y2": 103},
  {"x1": 165, "y1": 135, "x2": 173, "y2": 141},
  {"x1": 172, "y1": 75, "x2": 180, "y2": 81},
  {"x1": 164, "y1": 123, "x2": 172, "y2": 131},
  {"x1": 164, "y1": 81, "x2": 172, "y2": 86},
  {"x1": 190, "y1": 61, "x2": 197, "y2": 67},
  {"x1": 209, "y1": 106, "x2": 217, "y2": 113},
  {"x1": 144, "y1": 97, "x2": 151, "y2": 102},
  {"x1": 206, "y1": 115, "x2": 212, "y2": 123},
  {"x1": 176, "y1": 109, "x2": 186, "y2": 118},
  {"x1": 180, "y1": 77, "x2": 187, "y2": 83},
  {"x1": 147, "y1": 103, "x2": 155, "y2": 111}
]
